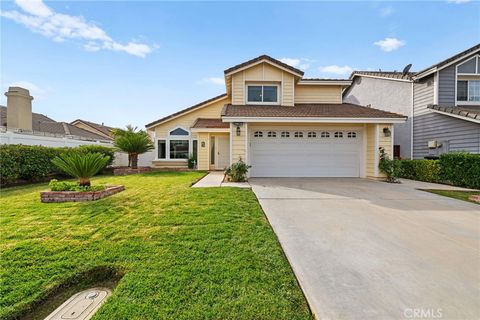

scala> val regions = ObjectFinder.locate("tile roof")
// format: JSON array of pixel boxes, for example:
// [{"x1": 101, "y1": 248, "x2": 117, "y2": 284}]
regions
[
  {"x1": 145, "y1": 93, "x2": 228, "y2": 128},
  {"x1": 301, "y1": 78, "x2": 352, "y2": 82},
  {"x1": 222, "y1": 103, "x2": 407, "y2": 119},
  {"x1": 71, "y1": 119, "x2": 114, "y2": 137},
  {"x1": 224, "y1": 55, "x2": 304, "y2": 76},
  {"x1": 0, "y1": 106, "x2": 108, "y2": 140},
  {"x1": 350, "y1": 71, "x2": 415, "y2": 80},
  {"x1": 415, "y1": 43, "x2": 480, "y2": 78},
  {"x1": 191, "y1": 118, "x2": 229, "y2": 129},
  {"x1": 428, "y1": 105, "x2": 480, "y2": 121}
]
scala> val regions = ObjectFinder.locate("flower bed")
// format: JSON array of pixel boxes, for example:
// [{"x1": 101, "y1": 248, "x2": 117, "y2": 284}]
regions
[
  {"x1": 41, "y1": 185, "x2": 124, "y2": 203},
  {"x1": 113, "y1": 167, "x2": 152, "y2": 176},
  {"x1": 469, "y1": 195, "x2": 480, "y2": 203}
]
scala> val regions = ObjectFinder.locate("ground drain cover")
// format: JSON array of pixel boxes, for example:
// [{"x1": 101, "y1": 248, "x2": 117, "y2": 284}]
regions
[{"x1": 44, "y1": 287, "x2": 111, "y2": 320}]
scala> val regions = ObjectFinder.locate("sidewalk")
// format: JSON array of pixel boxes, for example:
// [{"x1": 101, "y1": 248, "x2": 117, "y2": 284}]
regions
[{"x1": 192, "y1": 171, "x2": 250, "y2": 188}]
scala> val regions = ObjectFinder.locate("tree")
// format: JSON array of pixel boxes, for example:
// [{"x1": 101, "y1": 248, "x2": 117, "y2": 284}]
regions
[
  {"x1": 52, "y1": 152, "x2": 110, "y2": 186},
  {"x1": 113, "y1": 125, "x2": 154, "y2": 169}
]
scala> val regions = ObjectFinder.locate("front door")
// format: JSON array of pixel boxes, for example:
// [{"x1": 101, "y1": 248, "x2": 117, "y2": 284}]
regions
[{"x1": 215, "y1": 136, "x2": 230, "y2": 170}]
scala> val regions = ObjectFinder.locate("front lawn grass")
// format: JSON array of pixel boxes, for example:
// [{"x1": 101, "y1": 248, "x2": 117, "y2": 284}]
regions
[
  {"x1": 0, "y1": 171, "x2": 312, "y2": 320},
  {"x1": 423, "y1": 189, "x2": 480, "y2": 204}
]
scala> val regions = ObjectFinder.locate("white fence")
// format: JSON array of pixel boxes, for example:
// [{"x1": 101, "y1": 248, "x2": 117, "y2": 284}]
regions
[{"x1": 0, "y1": 129, "x2": 155, "y2": 167}]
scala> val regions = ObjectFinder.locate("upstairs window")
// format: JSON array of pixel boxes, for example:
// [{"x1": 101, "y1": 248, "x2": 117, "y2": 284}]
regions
[
  {"x1": 247, "y1": 85, "x2": 279, "y2": 104},
  {"x1": 457, "y1": 80, "x2": 480, "y2": 102}
]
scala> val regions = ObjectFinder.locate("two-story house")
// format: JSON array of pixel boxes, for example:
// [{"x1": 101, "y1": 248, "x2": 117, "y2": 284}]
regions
[
  {"x1": 344, "y1": 43, "x2": 480, "y2": 159},
  {"x1": 146, "y1": 55, "x2": 406, "y2": 178}
]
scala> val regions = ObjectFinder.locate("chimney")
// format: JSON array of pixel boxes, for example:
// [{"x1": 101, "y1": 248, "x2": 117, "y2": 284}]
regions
[{"x1": 5, "y1": 87, "x2": 33, "y2": 130}]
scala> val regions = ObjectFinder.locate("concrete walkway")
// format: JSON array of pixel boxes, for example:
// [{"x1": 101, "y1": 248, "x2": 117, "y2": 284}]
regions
[
  {"x1": 250, "y1": 178, "x2": 480, "y2": 320},
  {"x1": 192, "y1": 171, "x2": 250, "y2": 188}
]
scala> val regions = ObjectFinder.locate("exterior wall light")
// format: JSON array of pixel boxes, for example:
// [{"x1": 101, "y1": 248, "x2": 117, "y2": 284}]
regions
[
  {"x1": 233, "y1": 122, "x2": 243, "y2": 137},
  {"x1": 383, "y1": 127, "x2": 391, "y2": 137}
]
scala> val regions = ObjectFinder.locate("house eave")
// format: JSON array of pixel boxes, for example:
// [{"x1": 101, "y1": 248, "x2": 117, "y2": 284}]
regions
[{"x1": 221, "y1": 117, "x2": 407, "y2": 124}]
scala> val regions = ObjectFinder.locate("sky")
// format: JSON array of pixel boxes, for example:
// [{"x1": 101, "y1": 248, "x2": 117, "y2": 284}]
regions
[{"x1": 1, "y1": 0, "x2": 479, "y2": 128}]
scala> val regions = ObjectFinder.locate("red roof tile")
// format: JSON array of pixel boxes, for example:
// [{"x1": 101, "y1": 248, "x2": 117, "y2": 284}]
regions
[{"x1": 191, "y1": 118, "x2": 229, "y2": 129}]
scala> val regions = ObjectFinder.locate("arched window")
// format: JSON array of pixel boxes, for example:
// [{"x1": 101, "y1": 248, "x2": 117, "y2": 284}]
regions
[
  {"x1": 307, "y1": 131, "x2": 316, "y2": 138},
  {"x1": 281, "y1": 131, "x2": 290, "y2": 138},
  {"x1": 169, "y1": 127, "x2": 189, "y2": 136},
  {"x1": 334, "y1": 131, "x2": 343, "y2": 138},
  {"x1": 294, "y1": 131, "x2": 303, "y2": 138},
  {"x1": 254, "y1": 131, "x2": 263, "y2": 137},
  {"x1": 267, "y1": 131, "x2": 277, "y2": 137},
  {"x1": 320, "y1": 131, "x2": 330, "y2": 138},
  {"x1": 347, "y1": 132, "x2": 357, "y2": 138}
]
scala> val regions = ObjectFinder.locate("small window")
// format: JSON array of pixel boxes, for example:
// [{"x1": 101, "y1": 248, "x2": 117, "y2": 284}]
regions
[
  {"x1": 294, "y1": 131, "x2": 303, "y2": 138},
  {"x1": 457, "y1": 80, "x2": 468, "y2": 101},
  {"x1": 307, "y1": 132, "x2": 316, "y2": 138},
  {"x1": 254, "y1": 131, "x2": 263, "y2": 137},
  {"x1": 192, "y1": 140, "x2": 198, "y2": 161},
  {"x1": 281, "y1": 131, "x2": 290, "y2": 138},
  {"x1": 267, "y1": 131, "x2": 276, "y2": 137},
  {"x1": 347, "y1": 132, "x2": 357, "y2": 138},
  {"x1": 247, "y1": 85, "x2": 278, "y2": 103},
  {"x1": 158, "y1": 140, "x2": 166, "y2": 159},
  {"x1": 334, "y1": 131, "x2": 343, "y2": 138},
  {"x1": 170, "y1": 127, "x2": 189, "y2": 136},
  {"x1": 320, "y1": 131, "x2": 330, "y2": 138}
]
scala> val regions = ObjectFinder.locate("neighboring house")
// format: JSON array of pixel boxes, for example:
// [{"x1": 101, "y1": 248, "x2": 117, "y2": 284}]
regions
[
  {"x1": 412, "y1": 44, "x2": 480, "y2": 158},
  {"x1": 1, "y1": 86, "x2": 112, "y2": 146},
  {"x1": 343, "y1": 71, "x2": 414, "y2": 159},
  {"x1": 146, "y1": 55, "x2": 406, "y2": 178},
  {"x1": 344, "y1": 43, "x2": 480, "y2": 159},
  {"x1": 71, "y1": 119, "x2": 114, "y2": 139}
]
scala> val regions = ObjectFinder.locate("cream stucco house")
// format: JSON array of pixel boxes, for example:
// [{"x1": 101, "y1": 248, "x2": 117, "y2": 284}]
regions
[{"x1": 146, "y1": 55, "x2": 407, "y2": 179}]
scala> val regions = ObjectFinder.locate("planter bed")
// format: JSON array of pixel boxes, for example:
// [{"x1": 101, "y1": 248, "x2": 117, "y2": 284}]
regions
[
  {"x1": 113, "y1": 167, "x2": 152, "y2": 176},
  {"x1": 41, "y1": 185, "x2": 124, "y2": 203}
]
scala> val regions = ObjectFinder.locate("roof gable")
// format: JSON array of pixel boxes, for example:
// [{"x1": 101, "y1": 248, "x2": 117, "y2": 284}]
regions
[
  {"x1": 414, "y1": 43, "x2": 480, "y2": 79},
  {"x1": 224, "y1": 55, "x2": 304, "y2": 77}
]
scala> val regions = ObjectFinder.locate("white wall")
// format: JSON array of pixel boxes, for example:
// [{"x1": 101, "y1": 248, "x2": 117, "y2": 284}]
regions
[{"x1": 0, "y1": 130, "x2": 155, "y2": 167}]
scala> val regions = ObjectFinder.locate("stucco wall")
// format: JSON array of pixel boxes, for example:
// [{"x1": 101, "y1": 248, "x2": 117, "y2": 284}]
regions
[{"x1": 343, "y1": 76, "x2": 412, "y2": 159}]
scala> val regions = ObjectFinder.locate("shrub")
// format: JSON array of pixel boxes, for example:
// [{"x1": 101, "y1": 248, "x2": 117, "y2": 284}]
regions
[
  {"x1": 52, "y1": 152, "x2": 111, "y2": 186},
  {"x1": 399, "y1": 159, "x2": 441, "y2": 183},
  {"x1": 0, "y1": 144, "x2": 115, "y2": 186},
  {"x1": 378, "y1": 147, "x2": 402, "y2": 183},
  {"x1": 49, "y1": 179, "x2": 105, "y2": 192},
  {"x1": 225, "y1": 159, "x2": 251, "y2": 182},
  {"x1": 113, "y1": 125, "x2": 154, "y2": 169},
  {"x1": 439, "y1": 152, "x2": 480, "y2": 189},
  {"x1": 188, "y1": 154, "x2": 196, "y2": 169}
]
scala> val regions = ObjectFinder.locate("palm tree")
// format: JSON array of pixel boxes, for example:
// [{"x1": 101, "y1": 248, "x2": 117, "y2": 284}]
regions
[
  {"x1": 52, "y1": 152, "x2": 110, "y2": 186},
  {"x1": 113, "y1": 125, "x2": 154, "y2": 169}
]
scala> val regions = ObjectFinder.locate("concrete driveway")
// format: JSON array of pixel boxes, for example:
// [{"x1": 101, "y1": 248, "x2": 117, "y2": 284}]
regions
[{"x1": 250, "y1": 178, "x2": 480, "y2": 320}]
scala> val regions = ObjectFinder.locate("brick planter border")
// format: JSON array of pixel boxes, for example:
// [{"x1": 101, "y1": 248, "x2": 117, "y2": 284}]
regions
[
  {"x1": 113, "y1": 167, "x2": 152, "y2": 176},
  {"x1": 469, "y1": 195, "x2": 480, "y2": 203},
  {"x1": 41, "y1": 185, "x2": 125, "y2": 203}
]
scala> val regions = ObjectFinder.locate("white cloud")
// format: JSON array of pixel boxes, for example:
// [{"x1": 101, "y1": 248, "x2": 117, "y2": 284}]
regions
[
  {"x1": 279, "y1": 57, "x2": 310, "y2": 70},
  {"x1": 380, "y1": 6, "x2": 394, "y2": 17},
  {"x1": 374, "y1": 37, "x2": 405, "y2": 52},
  {"x1": 447, "y1": 0, "x2": 471, "y2": 3},
  {"x1": 318, "y1": 65, "x2": 353, "y2": 75},
  {"x1": 198, "y1": 77, "x2": 224, "y2": 85},
  {"x1": 0, "y1": 0, "x2": 153, "y2": 57}
]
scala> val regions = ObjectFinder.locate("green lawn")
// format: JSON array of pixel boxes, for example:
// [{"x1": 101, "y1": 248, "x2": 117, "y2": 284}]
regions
[
  {"x1": 0, "y1": 172, "x2": 312, "y2": 320},
  {"x1": 423, "y1": 189, "x2": 480, "y2": 204}
]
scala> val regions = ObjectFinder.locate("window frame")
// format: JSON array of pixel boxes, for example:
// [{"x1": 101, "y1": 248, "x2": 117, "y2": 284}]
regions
[
  {"x1": 246, "y1": 83, "x2": 280, "y2": 105},
  {"x1": 155, "y1": 127, "x2": 193, "y2": 161},
  {"x1": 455, "y1": 55, "x2": 480, "y2": 106}
]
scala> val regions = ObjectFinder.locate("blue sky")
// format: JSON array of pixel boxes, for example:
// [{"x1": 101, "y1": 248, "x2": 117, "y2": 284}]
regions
[{"x1": 1, "y1": 0, "x2": 479, "y2": 128}]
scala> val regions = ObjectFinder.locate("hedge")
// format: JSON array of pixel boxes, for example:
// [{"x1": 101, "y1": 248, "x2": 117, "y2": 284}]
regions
[
  {"x1": 398, "y1": 159, "x2": 441, "y2": 183},
  {"x1": 0, "y1": 144, "x2": 115, "y2": 186},
  {"x1": 439, "y1": 152, "x2": 480, "y2": 189},
  {"x1": 399, "y1": 152, "x2": 480, "y2": 189}
]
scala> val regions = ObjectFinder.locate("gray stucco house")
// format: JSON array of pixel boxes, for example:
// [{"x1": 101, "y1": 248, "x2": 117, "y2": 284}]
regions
[{"x1": 344, "y1": 43, "x2": 480, "y2": 159}]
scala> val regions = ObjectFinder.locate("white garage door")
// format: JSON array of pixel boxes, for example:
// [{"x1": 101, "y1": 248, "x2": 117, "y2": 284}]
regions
[{"x1": 250, "y1": 127, "x2": 362, "y2": 177}]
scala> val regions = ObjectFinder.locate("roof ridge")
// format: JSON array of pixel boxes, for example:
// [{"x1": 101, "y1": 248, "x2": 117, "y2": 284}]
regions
[
  {"x1": 61, "y1": 122, "x2": 71, "y2": 135},
  {"x1": 223, "y1": 55, "x2": 304, "y2": 76}
]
